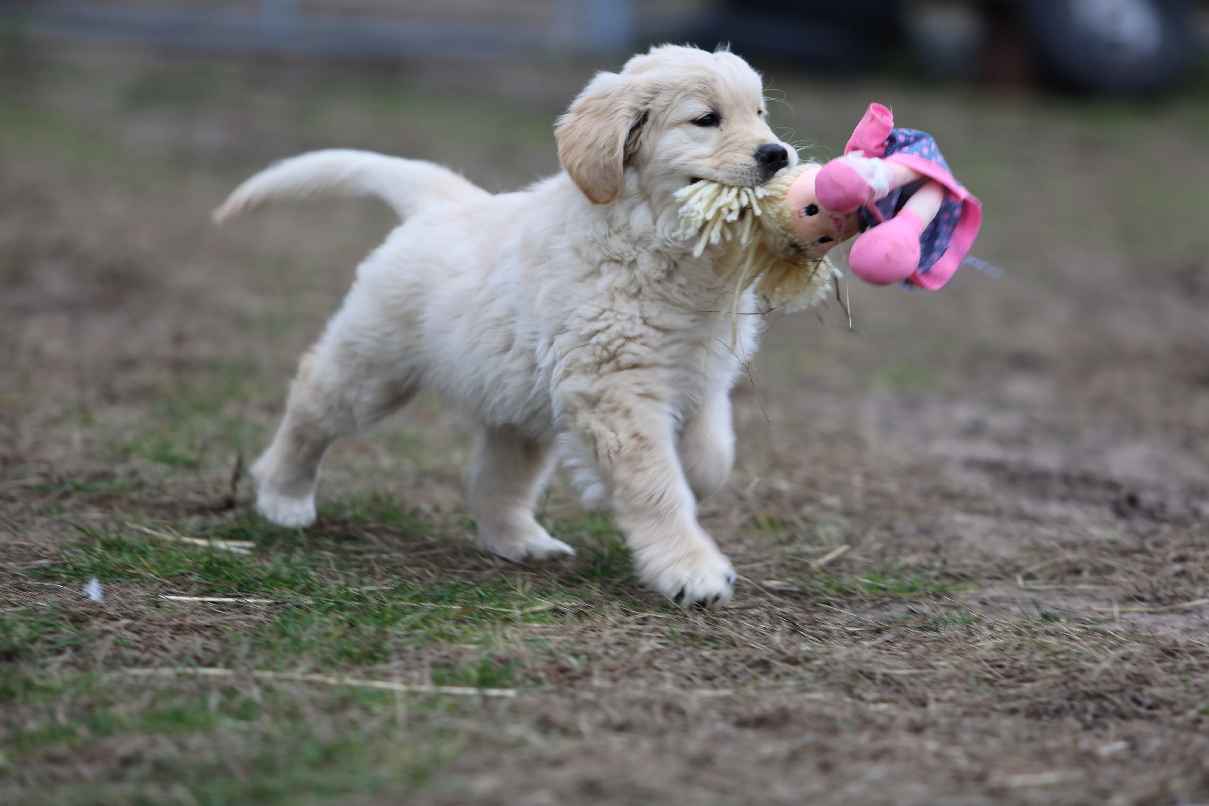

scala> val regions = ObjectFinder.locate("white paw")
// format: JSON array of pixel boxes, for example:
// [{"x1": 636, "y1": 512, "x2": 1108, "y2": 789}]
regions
[
  {"x1": 636, "y1": 541, "x2": 736, "y2": 608},
  {"x1": 256, "y1": 489, "x2": 316, "y2": 528},
  {"x1": 480, "y1": 521, "x2": 575, "y2": 563}
]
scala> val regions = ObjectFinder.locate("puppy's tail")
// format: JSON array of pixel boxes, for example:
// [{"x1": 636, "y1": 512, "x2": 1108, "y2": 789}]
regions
[{"x1": 212, "y1": 149, "x2": 487, "y2": 224}]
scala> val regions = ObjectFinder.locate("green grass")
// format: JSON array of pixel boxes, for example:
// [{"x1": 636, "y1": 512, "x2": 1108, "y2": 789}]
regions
[
  {"x1": 256, "y1": 581, "x2": 562, "y2": 665},
  {"x1": 4, "y1": 678, "x2": 462, "y2": 804},
  {"x1": 28, "y1": 476, "x2": 144, "y2": 498},
  {"x1": 2, "y1": 518, "x2": 545, "y2": 800},
  {"x1": 0, "y1": 607, "x2": 85, "y2": 664},
  {"x1": 319, "y1": 491, "x2": 434, "y2": 536},
  {"x1": 31, "y1": 525, "x2": 574, "y2": 668},
  {"x1": 551, "y1": 514, "x2": 628, "y2": 579},
  {"x1": 108, "y1": 365, "x2": 266, "y2": 472},
  {"x1": 6, "y1": 688, "x2": 255, "y2": 755},
  {"x1": 4, "y1": 39, "x2": 1209, "y2": 806},
  {"x1": 805, "y1": 567, "x2": 966, "y2": 600},
  {"x1": 124, "y1": 433, "x2": 204, "y2": 469},
  {"x1": 38, "y1": 527, "x2": 325, "y2": 596},
  {"x1": 848, "y1": 570, "x2": 963, "y2": 596},
  {"x1": 751, "y1": 513, "x2": 790, "y2": 533},
  {"x1": 431, "y1": 656, "x2": 520, "y2": 689},
  {"x1": 0, "y1": 668, "x2": 63, "y2": 704}
]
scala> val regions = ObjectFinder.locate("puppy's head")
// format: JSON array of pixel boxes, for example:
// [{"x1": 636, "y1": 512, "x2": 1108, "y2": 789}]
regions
[{"x1": 556, "y1": 45, "x2": 796, "y2": 206}]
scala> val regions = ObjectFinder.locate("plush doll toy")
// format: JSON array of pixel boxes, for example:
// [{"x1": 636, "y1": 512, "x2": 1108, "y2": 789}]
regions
[
  {"x1": 673, "y1": 161, "x2": 858, "y2": 314},
  {"x1": 815, "y1": 102, "x2": 983, "y2": 289},
  {"x1": 674, "y1": 102, "x2": 982, "y2": 312}
]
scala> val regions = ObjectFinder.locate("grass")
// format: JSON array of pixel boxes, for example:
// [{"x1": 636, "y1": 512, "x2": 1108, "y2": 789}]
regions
[
  {"x1": 559, "y1": 517, "x2": 634, "y2": 587},
  {"x1": 5, "y1": 42, "x2": 1209, "y2": 806},
  {"x1": 124, "y1": 433, "x2": 204, "y2": 469},
  {"x1": 431, "y1": 656, "x2": 521, "y2": 688},
  {"x1": 26, "y1": 523, "x2": 576, "y2": 670},
  {"x1": 0, "y1": 607, "x2": 86, "y2": 663},
  {"x1": 37, "y1": 527, "x2": 326, "y2": 596},
  {"x1": 2, "y1": 518, "x2": 546, "y2": 800},
  {"x1": 27, "y1": 476, "x2": 145, "y2": 498},
  {"x1": 7, "y1": 688, "x2": 249, "y2": 755},
  {"x1": 3, "y1": 677, "x2": 463, "y2": 805},
  {"x1": 107, "y1": 367, "x2": 266, "y2": 472},
  {"x1": 319, "y1": 491, "x2": 435, "y2": 536},
  {"x1": 798, "y1": 567, "x2": 966, "y2": 599},
  {"x1": 255, "y1": 580, "x2": 563, "y2": 665}
]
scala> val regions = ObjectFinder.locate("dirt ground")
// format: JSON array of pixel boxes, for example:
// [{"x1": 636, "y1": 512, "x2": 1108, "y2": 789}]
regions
[{"x1": 2, "y1": 40, "x2": 1208, "y2": 806}]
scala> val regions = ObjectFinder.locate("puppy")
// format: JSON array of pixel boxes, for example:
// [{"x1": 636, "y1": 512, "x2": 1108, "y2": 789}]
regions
[{"x1": 215, "y1": 44, "x2": 798, "y2": 607}]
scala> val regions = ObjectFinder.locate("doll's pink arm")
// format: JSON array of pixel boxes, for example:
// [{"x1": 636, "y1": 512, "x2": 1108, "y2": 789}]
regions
[
  {"x1": 845, "y1": 102, "x2": 894, "y2": 155},
  {"x1": 820, "y1": 103, "x2": 917, "y2": 214},
  {"x1": 816, "y1": 153, "x2": 922, "y2": 215}
]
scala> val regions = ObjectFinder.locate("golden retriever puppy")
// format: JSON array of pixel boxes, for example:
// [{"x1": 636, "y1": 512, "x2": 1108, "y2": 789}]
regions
[{"x1": 215, "y1": 44, "x2": 797, "y2": 607}]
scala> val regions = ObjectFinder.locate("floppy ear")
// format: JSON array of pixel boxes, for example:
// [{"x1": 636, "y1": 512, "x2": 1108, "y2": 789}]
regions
[{"x1": 555, "y1": 71, "x2": 648, "y2": 205}]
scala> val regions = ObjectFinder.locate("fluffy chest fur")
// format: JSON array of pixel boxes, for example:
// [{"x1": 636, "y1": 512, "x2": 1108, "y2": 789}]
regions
[{"x1": 360, "y1": 174, "x2": 760, "y2": 439}]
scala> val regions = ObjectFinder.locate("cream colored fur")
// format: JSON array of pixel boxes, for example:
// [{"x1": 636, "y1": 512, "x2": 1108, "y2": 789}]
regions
[{"x1": 215, "y1": 45, "x2": 798, "y2": 607}]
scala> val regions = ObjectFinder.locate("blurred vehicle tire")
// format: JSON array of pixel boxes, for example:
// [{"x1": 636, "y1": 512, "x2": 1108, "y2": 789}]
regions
[
  {"x1": 1022, "y1": 0, "x2": 1200, "y2": 94},
  {"x1": 685, "y1": 0, "x2": 904, "y2": 72}
]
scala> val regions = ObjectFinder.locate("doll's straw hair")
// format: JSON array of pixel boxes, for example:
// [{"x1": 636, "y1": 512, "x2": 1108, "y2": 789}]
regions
[{"x1": 673, "y1": 181, "x2": 769, "y2": 258}]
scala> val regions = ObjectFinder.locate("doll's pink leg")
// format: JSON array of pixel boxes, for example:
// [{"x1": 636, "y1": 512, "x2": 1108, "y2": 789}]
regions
[
  {"x1": 847, "y1": 181, "x2": 944, "y2": 285},
  {"x1": 817, "y1": 155, "x2": 921, "y2": 214}
]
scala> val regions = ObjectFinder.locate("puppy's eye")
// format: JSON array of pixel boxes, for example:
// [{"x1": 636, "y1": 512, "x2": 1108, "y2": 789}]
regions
[{"x1": 691, "y1": 112, "x2": 720, "y2": 127}]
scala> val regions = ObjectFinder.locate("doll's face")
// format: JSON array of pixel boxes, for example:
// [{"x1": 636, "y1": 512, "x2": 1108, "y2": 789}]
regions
[{"x1": 785, "y1": 164, "x2": 859, "y2": 257}]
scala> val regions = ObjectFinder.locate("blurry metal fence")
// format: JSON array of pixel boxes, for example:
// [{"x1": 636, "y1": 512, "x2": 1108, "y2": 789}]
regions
[{"x1": 12, "y1": 0, "x2": 636, "y2": 59}]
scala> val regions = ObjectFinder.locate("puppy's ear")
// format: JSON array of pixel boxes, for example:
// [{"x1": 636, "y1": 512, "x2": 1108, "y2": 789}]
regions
[{"x1": 556, "y1": 71, "x2": 648, "y2": 205}]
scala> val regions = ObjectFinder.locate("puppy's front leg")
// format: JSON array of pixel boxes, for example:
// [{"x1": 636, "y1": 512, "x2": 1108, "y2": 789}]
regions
[{"x1": 567, "y1": 388, "x2": 736, "y2": 607}]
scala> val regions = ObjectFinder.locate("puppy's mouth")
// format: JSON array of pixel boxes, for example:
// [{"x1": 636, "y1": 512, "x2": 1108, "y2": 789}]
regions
[{"x1": 685, "y1": 173, "x2": 764, "y2": 189}]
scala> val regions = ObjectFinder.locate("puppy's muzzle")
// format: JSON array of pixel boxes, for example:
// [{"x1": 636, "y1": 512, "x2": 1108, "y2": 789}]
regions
[{"x1": 754, "y1": 143, "x2": 789, "y2": 181}]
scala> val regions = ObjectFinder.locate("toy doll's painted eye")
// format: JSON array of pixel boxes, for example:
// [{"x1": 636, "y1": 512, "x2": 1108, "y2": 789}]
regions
[
  {"x1": 804, "y1": 204, "x2": 819, "y2": 216},
  {"x1": 692, "y1": 112, "x2": 721, "y2": 127},
  {"x1": 817, "y1": 236, "x2": 834, "y2": 244}
]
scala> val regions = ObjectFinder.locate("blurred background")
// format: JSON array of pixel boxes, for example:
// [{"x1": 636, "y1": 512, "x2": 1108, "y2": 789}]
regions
[
  {"x1": 3, "y1": 0, "x2": 1209, "y2": 522},
  {"x1": 3, "y1": 0, "x2": 1207, "y2": 487},
  {"x1": 11, "y1": 0, "x2": 1209, "y2": 92}
]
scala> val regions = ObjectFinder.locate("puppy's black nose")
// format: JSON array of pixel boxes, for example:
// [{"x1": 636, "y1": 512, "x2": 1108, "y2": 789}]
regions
[{"x1": 754, "y1": 143, "x2": 789, "y2": 178}]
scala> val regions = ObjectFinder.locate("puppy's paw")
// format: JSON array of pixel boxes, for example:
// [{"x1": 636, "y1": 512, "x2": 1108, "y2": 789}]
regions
[
  {"x1": 480, "y1": 521, "x2": 575, "y2": 563},
  {"x1": 637, "y1": 541, "x2": 736, "y2": 609},
  {"x1": 255, "y1": 489, "x2": 316, "y2": 528}
]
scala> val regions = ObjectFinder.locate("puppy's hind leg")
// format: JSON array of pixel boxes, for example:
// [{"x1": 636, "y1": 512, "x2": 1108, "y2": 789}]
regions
[
  {"x1": 467, "y1": 425, "x2": 574, "y2": 562},
  {"x1": 252, "y1": 339, "x2": 416, "y2": 528},
  {"x1": 679, "y1": 392, "x2": 735, "y2": 501}
]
